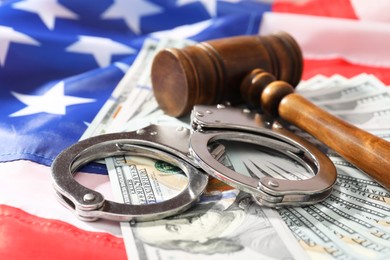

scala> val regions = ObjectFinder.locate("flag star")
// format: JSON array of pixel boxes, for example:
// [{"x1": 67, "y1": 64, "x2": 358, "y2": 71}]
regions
[
  {"x1": 13, "y1": 0, "x2": 78, "y2": 30},
  {"x1": 9, "y1": 81, "x2": 95, "y2": 117},
  {"x1": 66, "y1": 35, "x2": 135, "y2": 67},
  {"x1": 0, "y1": 25, "x2": 40, "y2": 66},
  {"x1": 101, "y1": 0, "x2": 163, "y2": 34},
  {"x1": 177, "y1": 0, "x2": 217, "y2": 17}
]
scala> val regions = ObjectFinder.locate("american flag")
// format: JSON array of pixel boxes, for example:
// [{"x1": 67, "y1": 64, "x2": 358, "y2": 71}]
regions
[{"x1": 0, "y1": 0, "x2": 389, "y2": 259}]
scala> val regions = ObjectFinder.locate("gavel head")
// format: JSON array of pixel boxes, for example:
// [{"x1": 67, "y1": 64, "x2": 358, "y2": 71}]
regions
[{"x1": 151, "y1": 32, "x2": 303, "y2": 117}]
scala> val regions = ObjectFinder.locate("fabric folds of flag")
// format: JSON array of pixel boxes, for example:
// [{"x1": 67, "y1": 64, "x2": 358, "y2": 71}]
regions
[{"x1": 1, "y1": 0, "x2": 389, "y2": 259}]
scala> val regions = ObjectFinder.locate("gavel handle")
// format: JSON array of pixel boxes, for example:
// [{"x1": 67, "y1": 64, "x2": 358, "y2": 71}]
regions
[{"x1": 278, "y1": 93, "x2": 390, "y2": 190}]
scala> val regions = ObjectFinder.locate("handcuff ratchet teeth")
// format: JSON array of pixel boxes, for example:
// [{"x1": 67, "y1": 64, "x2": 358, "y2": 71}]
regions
[{"x1": 51, "y1": 105, "x2": 337, "y2": 222}]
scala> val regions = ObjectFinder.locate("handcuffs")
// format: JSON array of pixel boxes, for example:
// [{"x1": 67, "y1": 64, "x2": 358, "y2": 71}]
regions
[{"x1": 51, "y1": 105, "x2": 337, "y2": 222}]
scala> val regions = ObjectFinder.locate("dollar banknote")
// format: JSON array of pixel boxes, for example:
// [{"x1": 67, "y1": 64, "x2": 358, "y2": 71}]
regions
[
  {"x1": 218, "y1": 138, "x2": 390, "y2": 259},
  {"x1": 297, "y1": 74, "x2": 386, "y2": 102},
  {"x1": 286, "y1": 74, "x2": 390, "y2": 259},
  {"x1": 81, "y1": 38, "x2": 309, "y2": 259},
  {"x1": 106, "y1": 144, "x2": 310, "y2": 260},
  {"x1": 82, "y1": 36, "x2": 390, "y2": 259},
  {"x1": 297, "y1": 74, "x2": 390, "y2": 129}
]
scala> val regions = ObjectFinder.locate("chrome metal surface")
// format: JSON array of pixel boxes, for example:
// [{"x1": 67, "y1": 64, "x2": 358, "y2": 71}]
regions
[
  {"x1": 51, "y1": 125, "x2": 208, "y2": 222},
  {"x1": 51, "y1": 105, "x2": 337, "y2": 222},
  {"x1": 190, "y1": 105, "x2": 337, "y2": 207}
]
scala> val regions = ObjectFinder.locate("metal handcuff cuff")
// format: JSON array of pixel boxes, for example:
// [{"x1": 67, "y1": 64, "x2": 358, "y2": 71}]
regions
[{"x1": 51, "y1": 105, "x2": 337, "y2": 222}]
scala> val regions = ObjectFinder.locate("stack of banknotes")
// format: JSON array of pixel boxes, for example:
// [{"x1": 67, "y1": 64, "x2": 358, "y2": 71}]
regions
[{"x1": 82, "y1": 38, "x2": 390, "y2": 259}]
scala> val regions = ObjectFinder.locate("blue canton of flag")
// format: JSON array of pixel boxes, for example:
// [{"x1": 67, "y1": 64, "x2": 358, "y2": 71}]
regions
[{"x1": 0, "y1": 0, "x2": 271, "y2": 166}]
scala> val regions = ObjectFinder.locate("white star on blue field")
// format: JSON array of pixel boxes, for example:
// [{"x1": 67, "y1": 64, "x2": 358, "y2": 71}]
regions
[{"x1": 10, "y1": 81, "x2": 95, "y2": 117}]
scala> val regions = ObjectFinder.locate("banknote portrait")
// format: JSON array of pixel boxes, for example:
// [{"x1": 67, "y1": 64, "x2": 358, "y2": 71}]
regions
[{"x1": 131, "y1": 192, "x2": 292, "y2": 259}]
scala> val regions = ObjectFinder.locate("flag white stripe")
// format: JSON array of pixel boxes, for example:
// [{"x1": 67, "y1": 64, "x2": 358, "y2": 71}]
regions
[
  {"x1": 259, "y1": 12, "x2": 390, "y2": 68},
  {"x1": 0, "y1": 160, "x2": 121, "y2": 236}
]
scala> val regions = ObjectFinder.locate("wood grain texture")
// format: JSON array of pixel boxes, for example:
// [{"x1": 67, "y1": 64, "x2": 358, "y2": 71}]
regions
[
  {"x1": 152, "y1": 32, "x2": 390, "y2": 190},
  {"x1": 151, "y1": 32, "x2": 302, "y2": 117},
  {"x1": 242, "y1": 71, "x2": 390, "y2": 190},
  {"x1": 278, "y1": 94, "x2": 390, "y2": 190}
]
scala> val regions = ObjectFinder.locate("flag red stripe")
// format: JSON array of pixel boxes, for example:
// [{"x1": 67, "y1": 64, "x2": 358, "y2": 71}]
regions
[
  {"x1": 273, "y1": 0, "x2": 358, "y2": 19},
  {"x1": 0, "y1": 205, "x2": 126, "y2": 260},
  {"x1": 303, "y1": 58, "x2": 390, "y2": 85}
]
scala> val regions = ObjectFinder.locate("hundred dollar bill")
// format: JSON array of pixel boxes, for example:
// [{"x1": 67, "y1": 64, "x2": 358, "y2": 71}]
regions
[
  {"x1": 297, "y1": 74, "x2": 390, "y2": 129},
  {"x1": 278, "y1": 207, "x2": 353, "y2": 259},
  {"x1": 316, "y1": 91, "x2": 390, "y2": 113},
  {"x1": 296, "y1": 74, "x2": 330, "y2": 91},
  {"x1": 334, "y1": 173, "x2": 390, "y2": 232},
  {"x1": 300, "y1": 205, "x2": 390, "y2": 259},
  {"x1": 81, "y1": 39, "x2": 390, "y2": 260},
  {"x1": 229, "y1": 141, "x2": 390, "y2": 259},
  {"x1": 319, "y1": 181, "x2": 390, "y2": 244},
  {"x1": 283, "y1": 200, "x2": 390, "y2": 259},
  {"x1": 298, "y1": 74, "x2": 386, "y2": 102},
  {"x1": 288, "y1": 75, "x2": 390, "y2": 259},
  {"x1": 106, "y1": 155, "x2": 188, "y2": 205},
  {"x1": 335, "y1": 108, "x2": 390, "y2": 129},
  {"x1": 297, "y1": 74, "x2": 348, "y2": 93},
  {"x1": 106, "y1": 142, "x2": 309, "y2": 260},
  {"x1": 319, "y1": 198, "x2": 390, "y2": 247},
  {"x1": 227, "y1": 119, "x2": 390, "y2": 253},
  {"x1": 218, "y1": 142, "x2": 390, "y2": 257},
  {"x1": 336, "y1": 169, "x2": 390, "y2": 204},
  {"x1": 335, "y1": 180, "x2": 390, "y2": 206}
]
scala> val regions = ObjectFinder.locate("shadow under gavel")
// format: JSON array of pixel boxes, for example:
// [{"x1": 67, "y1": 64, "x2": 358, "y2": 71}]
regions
[{"x1": 151, "y1": 33, "x2": 390, "y2": 191}]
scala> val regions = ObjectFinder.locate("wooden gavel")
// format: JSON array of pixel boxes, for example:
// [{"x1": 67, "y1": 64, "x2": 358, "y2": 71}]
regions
[{"x1": 151, "y1": 32, "x2": 390, "y2": 190}]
